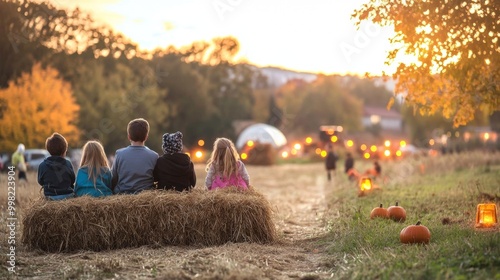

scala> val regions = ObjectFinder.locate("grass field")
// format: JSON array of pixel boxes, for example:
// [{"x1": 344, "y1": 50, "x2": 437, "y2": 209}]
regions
[
  {"x1": 322, "y1": 151, "x2": 500, "y2": 279},
  {"x1": 0, "y1": 151, "x2": 499, "y2": 279}
]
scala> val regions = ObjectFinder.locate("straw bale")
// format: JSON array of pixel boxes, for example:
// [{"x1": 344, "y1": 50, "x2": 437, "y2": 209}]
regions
[{"x1": 22, "y1": 187, "x2": 276, "y2": 252}]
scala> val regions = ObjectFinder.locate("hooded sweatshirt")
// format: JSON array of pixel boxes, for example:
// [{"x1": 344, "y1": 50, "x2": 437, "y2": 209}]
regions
[
  {"x1": 37, "y1": 156, "x2": 75, "y2": 197},
  {"x1": 153, "y1": 153, "x2": 196, "y2": 192}
]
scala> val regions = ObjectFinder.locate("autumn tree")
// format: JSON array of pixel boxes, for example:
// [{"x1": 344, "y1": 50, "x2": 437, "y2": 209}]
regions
[
  {"x1": 275, "y1": 76, "x2": 363, "y2": 135},
  {"x1": 0, "y1": 63, "x2": 79, "y2": 151},
  {"x1": 353, "y1": 0, "x2": 499, "y2": 127}
]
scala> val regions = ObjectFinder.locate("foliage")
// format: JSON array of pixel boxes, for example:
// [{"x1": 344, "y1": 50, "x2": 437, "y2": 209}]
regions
[
  {"x1": 0, "y1": 63, "x2": 79, "y2": 151},
  {"x1": 353, "y1": 0, "x2": 500, "y2": 127},
  {"x1": 275, "y1": 75, "x2": 363, "y2": 134}
]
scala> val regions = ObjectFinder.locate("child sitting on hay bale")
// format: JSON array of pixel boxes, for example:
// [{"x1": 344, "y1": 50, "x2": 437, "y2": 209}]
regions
[
  {"x1": 111, "y1": 118, "x2": 159, "y2": 194},
  {"x1": 74, "y1": 140, "x2": 113, "y2": 197},
  {"x1": 153, "y1": 131, "x2": 196, "y2": 191},
  {"x1": 37, "y1": 133, "x2": 75, "y2": 200},
  {"x1": 205, "y1": 138, "x2": 250, "y2": 190}
]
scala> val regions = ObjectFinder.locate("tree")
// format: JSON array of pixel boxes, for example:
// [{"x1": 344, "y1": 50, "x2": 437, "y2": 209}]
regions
[
  {"x1": 353, "y1": 0, "x2": 499, "y2": 127},
  {"x1": 275, "y1": 76, "x2": 363, "y2": 135},
  {"x1": 153, "y1": 53, "x2": 212, "y2": 148},
  {"x1": 0, "y1": 63, "x2": 79, "y2": 151}
]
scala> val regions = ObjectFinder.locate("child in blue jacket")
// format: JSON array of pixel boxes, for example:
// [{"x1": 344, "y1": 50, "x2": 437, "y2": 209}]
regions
[{"x1": 74, "y1": 140, "x2": 113, "y2": 197}]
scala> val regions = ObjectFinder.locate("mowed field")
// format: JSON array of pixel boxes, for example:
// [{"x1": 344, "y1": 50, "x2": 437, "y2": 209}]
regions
[{"x1": 0, "y1": 151, "x2": 499, "y2": 279}]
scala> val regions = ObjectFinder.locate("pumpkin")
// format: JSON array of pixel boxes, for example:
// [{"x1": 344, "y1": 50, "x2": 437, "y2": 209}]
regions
[
  {"x1": 388, "y1": 201, "x2": 406, "y2": 222},
  {"x1": 400, "y1": 221, "x2": 431, "y2": 244},
  {"x1": 370, "y1": 204, "x2": 389, "y2": 219}
]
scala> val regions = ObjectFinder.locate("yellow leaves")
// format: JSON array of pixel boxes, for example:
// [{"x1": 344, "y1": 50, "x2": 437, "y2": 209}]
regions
[{"x1": 0, "y1": 63, "x2": 80, "y2": 151}]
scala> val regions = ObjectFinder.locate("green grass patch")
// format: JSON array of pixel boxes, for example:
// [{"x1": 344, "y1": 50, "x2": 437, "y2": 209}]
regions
[{"x1": 324, "y1": 154, "x2": 500, "y2": 279}]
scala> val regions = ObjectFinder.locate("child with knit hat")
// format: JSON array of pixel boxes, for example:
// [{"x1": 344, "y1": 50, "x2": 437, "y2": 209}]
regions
[{"x1": 153, "y1": 131, "x2": 196, "y2": 191}]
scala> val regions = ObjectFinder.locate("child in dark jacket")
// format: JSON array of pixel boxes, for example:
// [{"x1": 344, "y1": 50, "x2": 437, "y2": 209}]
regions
[
  {"x1": 37, "y1": 133, "x2": 75, "y2": 200},
  {"x1": 153, "y1": 131, "x2": 196, "y2": 191}
]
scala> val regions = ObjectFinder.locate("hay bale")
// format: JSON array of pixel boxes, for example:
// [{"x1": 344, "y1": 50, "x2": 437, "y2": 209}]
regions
[{"x1": 22, "y1": 187, "x2": 276, "y2": 252}]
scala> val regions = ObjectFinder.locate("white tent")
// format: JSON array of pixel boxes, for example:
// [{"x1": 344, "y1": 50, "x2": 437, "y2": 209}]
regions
[{"x1": 236, "y1": 123, "x2": 287, "y2": 150}]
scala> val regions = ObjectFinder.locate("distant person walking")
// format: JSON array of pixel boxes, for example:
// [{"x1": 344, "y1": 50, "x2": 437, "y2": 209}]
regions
[
  {"x1": 364, "y1": 160, "x2": 382, "y2": 179},
  {"x1": 325, "y1": 144, "x2": 338, "y2": 181},
  {"x1": 344, "y1": 152, "x2": 358, "y2": 181},
  {"x1": 11, "y1": 143, "x2": 28, "y2": 185}
]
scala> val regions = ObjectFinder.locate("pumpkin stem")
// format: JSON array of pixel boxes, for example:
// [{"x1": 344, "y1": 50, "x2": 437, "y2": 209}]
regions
[
  {"x1": 395, "y1": 201, "x2": 399, "y2": 206},
  {"x1": 379, "y1": 204, "x2": 383, "y2": 208},
  {"x1": 416, "y1": 221, "x2": 421, "y2": 226}
]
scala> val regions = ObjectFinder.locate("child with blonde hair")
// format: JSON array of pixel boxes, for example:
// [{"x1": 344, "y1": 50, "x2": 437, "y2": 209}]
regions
[
  {"x1": 205, "y1": 138, "x2": 250, "y2": 190},
  {"x1": 74, "y1": 140, "x2": 113, "y2": 197}
]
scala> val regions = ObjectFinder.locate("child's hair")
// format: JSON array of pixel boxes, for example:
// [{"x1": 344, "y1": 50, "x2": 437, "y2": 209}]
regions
[
  {"x1": 206, "y1": 138, "x2": 240, "y2": 178},
  {"x1": 127, "y1": 118, "x2": 150, "y2": 142},
  {"x1": 45, "y1": 132, "x2": 68, "y2": 156},
  {"x1": 79, "y1": 140, "x2": 109, "y2": 187}
]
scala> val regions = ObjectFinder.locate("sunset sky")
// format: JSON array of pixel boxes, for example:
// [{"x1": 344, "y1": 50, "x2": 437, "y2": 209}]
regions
[{"x1": 49, "y1": 0, "x2": 397, "y2": 76}]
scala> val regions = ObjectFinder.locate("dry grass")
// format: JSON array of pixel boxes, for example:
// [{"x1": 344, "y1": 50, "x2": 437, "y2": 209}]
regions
[{"x1": 22, "y1": 187, "x2": 276, "y2": 252}]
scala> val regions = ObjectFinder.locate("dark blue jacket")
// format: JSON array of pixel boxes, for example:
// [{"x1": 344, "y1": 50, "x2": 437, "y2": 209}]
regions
[{"x1": 37, "y1": 156, "x2": 75, "y2": 197}]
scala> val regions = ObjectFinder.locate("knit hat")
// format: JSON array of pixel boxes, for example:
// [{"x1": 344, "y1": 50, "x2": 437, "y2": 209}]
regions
[{"x1": 162, "y1": 131, "x2": 183, "y2": 154}]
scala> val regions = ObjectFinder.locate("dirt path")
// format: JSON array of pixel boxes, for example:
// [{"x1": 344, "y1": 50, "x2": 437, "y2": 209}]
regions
[{"x1": 11, "y1": 163, "x2": 337, "y2": 279}]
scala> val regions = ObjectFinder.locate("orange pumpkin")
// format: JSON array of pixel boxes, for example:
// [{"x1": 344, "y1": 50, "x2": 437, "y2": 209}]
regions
[
  {"x1": 388, "y1": 201, "x2": 406, "y2": 222},
  {"x1": 370, "y1": 204, "x2": 389, "y2": 219},
  {"x1": 400, "y1": 221, "x2": 431, "y2": 244}
]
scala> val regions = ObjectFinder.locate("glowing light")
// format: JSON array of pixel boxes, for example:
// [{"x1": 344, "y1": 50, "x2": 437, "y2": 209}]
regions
[
  {"x1": 327, "y1": 129, "x2": 335, "y2": 135},
  {"x1": 241, "y1": 152, "x2": 248, "y2": 160},
  {"x1": 305, "y1": 137, "x2": 313, "y2": 144},
  {"x1": 360, "y1": 144, "x2": 367, "y2": 151},
  {"x1": 464, "y1": 132, "x2": 471, "y2": 142},
  {"x1": 315, "y1": 148, "x2": 322, "y2": 155},
  {"x1": 396, "y1": 150, "x2": 402, "y2": 157},
  {"x1": 247, "y1": 140, "x2": 254, "y2": 147},
  {"x1": 429, "y1": 139, "x2": 435, "y2": 146},
  {"x1": 198, "y1": 139, "x2": 205, "y2": 147},
  {"x1": 291, "y1": 149, "x2": 298, "y2": 155},
  {"x1": 384, "y1": 140, "x2": 391, "y2": 147},
  {"x1": 281, "y1": 151, "x2": 289, "y2": 158},
  {"x1": 359, "y1": 177, "x2": 372, "y2": 191},
  {"x1": 364, "y1": 152, "x2": 371, "y2": 159},
  {"x1": 346, "y1": 140, "x2": 354, "y2": 147},
  {"x1": 399, "y1": 140, "x2": 406, "y2": 147},
  {"x1": 384, "y1": 150, "x2": 391, "y2": 157},
  {"x1": 320, "y1": 150, "x2": 327, "y2": 157},
  {"x1": 484, "y1": 133, "x2": 490, "y2": 141},
  {"x1": 331, "y1": 135, "x2": 338, "y2": 142},
  {"x1": 294, "y1": 143, "x2": 302, "y2": 150},
  {"x1": 370, "y1": 145, "x2": 377, "y2": 152},
  {"x1": 195, "y1": 151, "x2": 203, "y2": 159},
  {"x1": 475, "y1": 203, "x2": 498, "y2": 228},
  {"x1": 337, "y1": 126, "x2": 344, "y2": 132}
]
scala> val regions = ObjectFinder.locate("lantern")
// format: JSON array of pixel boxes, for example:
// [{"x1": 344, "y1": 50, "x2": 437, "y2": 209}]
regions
[
  {"x1": 359, "y1": 177, "x2": 372, "y2": 192},
  {"x1": 475, "y1": 203, "x2": 498, "y2": 228}
]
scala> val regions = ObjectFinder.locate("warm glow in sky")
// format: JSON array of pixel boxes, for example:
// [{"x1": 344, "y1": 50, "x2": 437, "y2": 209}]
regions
[{"x1": 49, "y1": 0, "x2": 397, "y2": 75}]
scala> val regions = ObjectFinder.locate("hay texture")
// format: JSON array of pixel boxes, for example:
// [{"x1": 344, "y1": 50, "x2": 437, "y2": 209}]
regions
[{"x1": 22, "y1": 187, "x2": 276, "y2": 252}]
